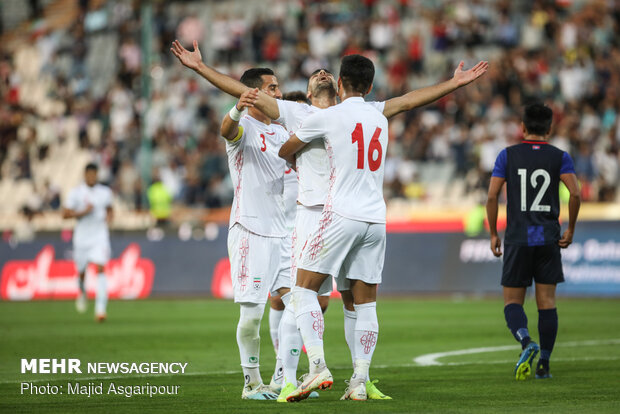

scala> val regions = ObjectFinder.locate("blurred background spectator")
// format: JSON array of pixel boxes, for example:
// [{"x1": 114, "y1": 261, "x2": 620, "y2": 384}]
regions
[{"x1": 0, "y1": 0, "x2": 618, "y2": 230}]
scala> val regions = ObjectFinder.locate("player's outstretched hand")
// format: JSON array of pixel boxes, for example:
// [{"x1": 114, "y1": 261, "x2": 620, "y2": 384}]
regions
[
  {"x1": 170, "y1": 40, "x2": 202, "y2": 71},
  {"x1": 558, "y1": 229, "x2": 574, "y2": 248},
  {"x1": 490, "y1": 234, "x2": 502, "y2": 257},
  {"x1": 237, "y1": 88, "x2": 259, "y2": 110},
  {"x1": 453, "y1": 60, "x2": 489, "y2": 87}
]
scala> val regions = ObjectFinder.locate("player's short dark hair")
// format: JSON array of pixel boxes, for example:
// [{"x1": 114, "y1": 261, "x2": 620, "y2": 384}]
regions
[
  {"x1": 85, "y1": 163, "x2": 98, "y2": 172},
  {"x1": 240, "y1": 68, "x2": 275, "y2": 89},
  {"x1": 283, "y1": 91, "x2": 308, "y2": 103},
  {"x1": 339, "y1": 55, "x2": 375, "y2": 94},
  {"x1": 523, "y1": 103, "x2": 553, "y2": 135}
]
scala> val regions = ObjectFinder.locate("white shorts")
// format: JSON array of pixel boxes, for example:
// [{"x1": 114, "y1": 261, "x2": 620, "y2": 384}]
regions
[
  {"x1": 73, "y1": 241, "x2": 111, "y2": 273},
  {"x1": 228, "y1": 223, "x2": 283, "y2": 304},
  {"x1": 299, "y1": 212, "x2": 385, "y2": 286},
  {"x1": 295, "y1": 205, "x2": 336, "y2": 295}
]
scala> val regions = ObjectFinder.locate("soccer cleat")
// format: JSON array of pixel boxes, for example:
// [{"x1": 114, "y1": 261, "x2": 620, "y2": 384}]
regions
[
  {"x1": 514, "y1": 341, "x2": 540, "y2": 380},
  {"x1": 366, "y1": 379, "x2": 392, "y2": 400},
  {"x1": 269, "y1": 375, "x2": 283, "y2": 394},
  {"x1": 286, "y1": 368, "x2": 333, "y2": 402},
  {"x1": 95, "y1": 313, "x2": 106, "y2": 323},
  {"x1": 241, "y1": 383, "x2": 278, "y2": 400},
  {"x1": 535, "y1": 360, "x2": 552, "y2": 379},
  {"x1": 341, "y1": 379, "x2": 367, "y2": 401},
  {"x1": 75, "y1": 294, "x2": 86, "y2": 313}
]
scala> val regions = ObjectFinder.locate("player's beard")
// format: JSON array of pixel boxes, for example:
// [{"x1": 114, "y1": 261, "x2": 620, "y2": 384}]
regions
[{"x1": 313, "y1": 81, "x2": 337, "y2": 99}]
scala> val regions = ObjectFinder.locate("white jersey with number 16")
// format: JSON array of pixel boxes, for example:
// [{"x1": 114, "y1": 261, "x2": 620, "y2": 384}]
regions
[{"x1": 295, "y1": 97, "x2": 388, "y2": 224}]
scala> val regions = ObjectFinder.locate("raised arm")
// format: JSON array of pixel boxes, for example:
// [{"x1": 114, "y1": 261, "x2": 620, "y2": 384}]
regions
[
  {"x1": 558, "y1": 173, "x2": 581, "y2": 248},
  {"x1": 486, "y1": 176, "x2": 505, "y2": 257},
  {"x1": 382, "y1": 60, "x2": 488, "y2": 119},
  {"x1": 171, "y1": 40, "x2": 280, "y2": 119},
  {"x1": 220, "y1": 89, "x2": 259, "y2": 141}
]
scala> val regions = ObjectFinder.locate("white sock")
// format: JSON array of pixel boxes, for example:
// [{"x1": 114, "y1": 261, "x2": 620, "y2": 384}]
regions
[
  {"x1": 292, "y1": 286, "x2": 326, "y2": 374},
  {"x1": 279, "y1": 293, "x2": 302, "y2": 385},
  {"x1": 353, "y1": 302, "x2": 378, "y2": 383},
  {"x1": 95, "y1": 273, "x2": 107, "y2": 315},
  {"x1": 343, "y1": 306, "x2": 357, "y2": 368},
  {"x1": 237, "y1": 303, "x2": 265, "y2": 388},
  {"x1": 269, "y1": 307, "x2": 284, "y2": 384},
  {"x1": 269, "y1": 307, "x2": 283, "y2": 353}
]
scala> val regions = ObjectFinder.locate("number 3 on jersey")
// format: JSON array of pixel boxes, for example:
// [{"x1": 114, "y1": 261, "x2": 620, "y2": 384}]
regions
[
  {"x1": 351, "y1": 123, "x2": 383, "y2": 171},
  {"x1": 518, "y1": 168, "x2": 551, "y2": 212}
]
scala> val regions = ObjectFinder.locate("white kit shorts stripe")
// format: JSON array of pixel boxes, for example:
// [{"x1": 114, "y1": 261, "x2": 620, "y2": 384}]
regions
[
  {"x1": 228, "y1": 223, "x2": 282, "y2": 304},
  {"x1": 294, "y1": 205, "x2": 335, "y2": 295}
]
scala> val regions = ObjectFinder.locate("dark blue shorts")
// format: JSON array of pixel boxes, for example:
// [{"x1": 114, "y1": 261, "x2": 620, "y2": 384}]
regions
[{"x1": 501, "y1": 243, "x2": 564, "y2": 287}]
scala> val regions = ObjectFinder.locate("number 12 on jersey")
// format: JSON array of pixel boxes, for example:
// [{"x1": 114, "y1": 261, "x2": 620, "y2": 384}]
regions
[
  {"x1": 351, "y1": 123, "x2": 383, "y2": 171},
  {"x1": 518, "y1": 168, "x2": 551, "y2": 212}
]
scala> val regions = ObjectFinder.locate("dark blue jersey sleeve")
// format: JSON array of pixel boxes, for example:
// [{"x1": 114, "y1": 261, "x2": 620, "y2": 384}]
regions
[
  {"x1": 492, "y1": 149, "x2": 507, "y2": 178},
  {"x1": 560, "y1": 152, "x2": 576, "y2": 175}
]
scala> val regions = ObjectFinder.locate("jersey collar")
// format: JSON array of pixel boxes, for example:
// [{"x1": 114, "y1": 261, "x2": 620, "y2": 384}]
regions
[
  {"x1": 522, "y1": 140, "x2": 548, "y2": 144},
  {"x1": 342, "y1": 97, "x2": 366, "y2": 103}
]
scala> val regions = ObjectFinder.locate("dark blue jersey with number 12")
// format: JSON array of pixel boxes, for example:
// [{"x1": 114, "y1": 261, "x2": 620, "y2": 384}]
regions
[{"x1": 492, "y1": 141, "x2": 576, "y2": 246}]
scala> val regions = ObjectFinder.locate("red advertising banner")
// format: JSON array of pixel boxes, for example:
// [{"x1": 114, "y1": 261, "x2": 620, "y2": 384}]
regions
[{"x1": 1, "y1": 243, "x2": 154, "y2": 300}]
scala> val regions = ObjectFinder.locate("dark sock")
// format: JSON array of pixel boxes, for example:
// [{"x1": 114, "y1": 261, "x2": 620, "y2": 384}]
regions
[
  {"x1": 78, "y1": 277, "x2": 85, "y2": 295},
  {"x1": 538, "y1": 308, "x2": 558, "y2": 362},
  {"x1": 504, "y1": 303, "x2": 530, "y2": 349}
]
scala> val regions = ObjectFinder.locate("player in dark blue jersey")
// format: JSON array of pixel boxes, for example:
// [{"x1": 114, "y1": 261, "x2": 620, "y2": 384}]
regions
[{"x1": 486, "y1": 103, "x2": 581, "y2": 380}]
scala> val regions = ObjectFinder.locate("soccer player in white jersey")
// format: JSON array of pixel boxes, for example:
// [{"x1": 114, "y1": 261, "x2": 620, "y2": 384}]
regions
[
  {"x1": 219, "y1": 67, "x2": 292, "y2": 400},
  {"x1": 62, "y1": 163, "x2": 113, "y2": 322},
  {"x1": 171, "y1": 39, "x2": 488, "y2": 400},
  {"x1": 278, "y1": 54, "x2": 389, "y2": 402}
]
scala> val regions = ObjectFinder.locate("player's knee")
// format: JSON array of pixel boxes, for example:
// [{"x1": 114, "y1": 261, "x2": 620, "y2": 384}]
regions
[
  {"x1": 237, "y1": 303, "x2": 264, "y2": 339},
  {"x1": 318, "y1": 296, "x2": 329, "y2": 313},
  {"x1": 270, "y1": 295, "x2": 285, "y2": 311}
]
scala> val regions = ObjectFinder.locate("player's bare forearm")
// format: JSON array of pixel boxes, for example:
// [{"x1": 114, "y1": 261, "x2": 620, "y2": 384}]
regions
[
  {"x1": 106, "y1": 207, "x2": 114, "y2": 225},
  {"x1": 382, "y1": 60, "x2": 488, "y2": 118},
  {"x1": 486, "y1": 176, "x2": 504, "y2": 236},
  {"x1": 254, "y1": 91, "x2": 280, "y2": 120},
  {"x1": 279, "y1": 135, "x2": 306, "y2": 165},
  {"x1": 194, "y1": 61, "x2": 247, "y2": 98},
  {"x1": 383, "y1": 78, "x2": 458, "y2": 118},
  {"x1": 560, "y1": 173, "x2": 581, "y2": 232},
  {"x1": 485, "y1": 196, "x2": 499, "y2": 236}
]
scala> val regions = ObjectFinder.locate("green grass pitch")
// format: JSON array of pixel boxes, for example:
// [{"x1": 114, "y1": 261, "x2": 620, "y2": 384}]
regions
[{"x1": 1, "y1": 297, "x2": 619, "y2": 413}]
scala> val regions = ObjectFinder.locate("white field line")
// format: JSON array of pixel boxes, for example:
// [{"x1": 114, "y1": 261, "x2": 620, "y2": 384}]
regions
[
  {"x1": 2, "y1": 339, "x2": 619, "y2": 385},
  {"x1": 412, "y1": 338, "x2": 620, "y2": 366}
]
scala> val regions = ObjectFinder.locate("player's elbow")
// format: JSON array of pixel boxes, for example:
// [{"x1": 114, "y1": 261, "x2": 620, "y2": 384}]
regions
[{"x1": 61, "y1": 209, "x2": 71, "y2": 219}]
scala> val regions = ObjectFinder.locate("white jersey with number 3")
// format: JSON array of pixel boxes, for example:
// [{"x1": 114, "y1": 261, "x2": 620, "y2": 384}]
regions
[
  {"x1": 276, "y1": 99, "x2": 385, "y2": 207},
  {"x1": 226, "y1": 115, "x2": 288, "y2": 237},
  {"x1": 295, "y1": 97, "x2": 388, "y2": 223}
]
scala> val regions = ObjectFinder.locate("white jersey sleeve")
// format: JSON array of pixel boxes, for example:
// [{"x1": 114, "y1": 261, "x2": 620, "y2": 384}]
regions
[{"x1": 295, "y1": 98, "x2": 388, "y2": 223}]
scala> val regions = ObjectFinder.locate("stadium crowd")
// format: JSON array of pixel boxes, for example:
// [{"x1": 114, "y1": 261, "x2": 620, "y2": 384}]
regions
[{"x1": 1, "y1": 0, "x2": 619, "y2": 216}]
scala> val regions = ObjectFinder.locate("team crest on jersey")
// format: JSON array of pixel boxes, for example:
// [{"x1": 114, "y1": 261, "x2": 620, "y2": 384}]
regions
[
  {"x1": 532, "y1": 145, "x2": 540, "y2": 150},
  {"x1": 253, "y1": 277, "x2": 261, "y2": 290}
]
